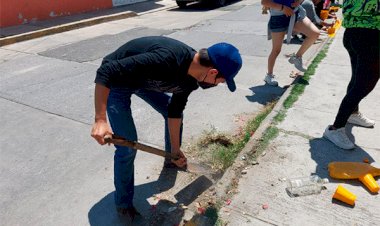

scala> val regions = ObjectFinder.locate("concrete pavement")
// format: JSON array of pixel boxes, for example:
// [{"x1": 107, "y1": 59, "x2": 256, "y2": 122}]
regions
[
  {"x1": 0, "y1": 0, "x2": 179, "y2": 41},
  {"x1": 219, "y1": 25, "x2": 380, "y2": 225},
  {"x1": 1, "y1": 0, "x2": 374, "y2": 225}
]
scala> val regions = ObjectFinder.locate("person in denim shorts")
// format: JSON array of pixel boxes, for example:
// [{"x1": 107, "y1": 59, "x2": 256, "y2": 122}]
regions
[{"x1": 262, "y1": 0, "x2": 320, "y2": 86}]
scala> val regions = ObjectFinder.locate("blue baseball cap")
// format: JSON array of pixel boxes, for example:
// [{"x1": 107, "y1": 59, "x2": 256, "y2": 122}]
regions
[{"x1": 207, "y1": 43, "x2": 242, "y2": 92}]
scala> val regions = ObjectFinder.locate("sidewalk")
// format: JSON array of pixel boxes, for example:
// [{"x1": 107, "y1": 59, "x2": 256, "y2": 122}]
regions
[
  {"x1": 0, "y1": 0, "x2": 177, "y2": 45},
  {"x1": 219, "y1": 26, "x2": 380, "y2": 225}
]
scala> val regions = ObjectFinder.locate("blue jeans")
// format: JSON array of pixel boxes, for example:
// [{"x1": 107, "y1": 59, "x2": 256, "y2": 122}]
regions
[{"x1": 107, "y1": 87, "x2": 183, "y2": 208}]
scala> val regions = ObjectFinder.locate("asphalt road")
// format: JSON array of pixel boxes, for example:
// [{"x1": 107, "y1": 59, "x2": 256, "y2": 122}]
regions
[{"x1": 0, "y1": 0, "x2": 328, "y2": 225}]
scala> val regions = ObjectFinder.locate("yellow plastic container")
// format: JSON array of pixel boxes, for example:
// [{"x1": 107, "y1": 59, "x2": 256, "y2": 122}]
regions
[
  {"x1": 328, "y1": 19, "x2": 342, "y2": 37},
  {"x1": 333, "y1": 19, "x2": 341, "y2": 29},
  {"x1": 327, "y1": 27, "x2": 335, "y2": 35},
  {"x1": 359, "y1": 174, "x2": 380, "y2": 193},
  {"x1": 333, "y1": 185, "x2": 356, "y2": 206},
  {"x1": 329, "y1": 162, "x2": 380, "y2": 193},
  {"x1": 320, "y1": 10, "x2": 329, "y2": 20}
]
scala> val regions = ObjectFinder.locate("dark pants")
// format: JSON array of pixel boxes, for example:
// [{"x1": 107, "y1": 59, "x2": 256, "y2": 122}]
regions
[
  {"x1": 333, "y1": 28, "x2": 380, "y2": 128},
  {"x1": 107, "y1": 88, "x2": 183, "y2": 208}
]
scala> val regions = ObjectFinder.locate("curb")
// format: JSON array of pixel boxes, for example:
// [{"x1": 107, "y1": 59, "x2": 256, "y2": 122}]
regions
[
  {"x1": 0, "y1": 11, "x2": 137, "y2": 47},
  {"x1": 214, "y1": 35, "x2": 334, "y2": 199}
]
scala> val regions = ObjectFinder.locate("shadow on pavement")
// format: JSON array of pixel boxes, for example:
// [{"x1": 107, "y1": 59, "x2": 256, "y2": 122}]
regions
[
  {"x1": 246, "y1": 73, "x2": 310, "y2": 105},
  {"x1": 148, "y1": 175, "x2": 214, "y2": 225},
  {"x1": 175, "y1": 175, "x2": 213, "y2": 205},
  {"x1": 293, "y1": 76, "x2": 310, "y2": 86},
  {"x1": 246, "y1": 85, "x2": 285, "y2": 105},
  {"x1": 88, "y1": 167, "x2": 214, "y2": 225},
  {"x1": 88, "y1": 165, "x2": 178, "y2": 226}
]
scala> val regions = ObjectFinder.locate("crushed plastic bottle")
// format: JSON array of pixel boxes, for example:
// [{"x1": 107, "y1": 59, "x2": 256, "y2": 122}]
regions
[{"x1": 286, "y1": 175, "x2": 329, "y2": 197}]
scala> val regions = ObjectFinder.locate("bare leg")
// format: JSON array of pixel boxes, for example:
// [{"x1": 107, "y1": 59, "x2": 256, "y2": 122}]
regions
[
  {"x1": 268, "y1": 31, "x2": 286, "y2": 74},
  {"x1": 293, "y1": 17, "x2": 320, "y2": 57}
]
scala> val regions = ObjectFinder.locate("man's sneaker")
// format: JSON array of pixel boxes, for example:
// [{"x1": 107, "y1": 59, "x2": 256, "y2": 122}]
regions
[
  {"x1": 264, "y1": 73, "x2": 278, "y2": 86},
  {"x1": 323, "y1": 126, "x2": 355, "y2": 150},
  {"x1": 288, "y1": 53, "x2": 306, "y2": 72},
  {"x1": 348, "y1": 112, "x2": 375, "y2": 128}
]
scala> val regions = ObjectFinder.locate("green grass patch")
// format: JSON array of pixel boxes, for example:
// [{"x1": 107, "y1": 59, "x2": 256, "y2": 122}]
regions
[
  {"x1": 258, "y1": 126, "x2": 279, "y2": 149},
  {"x1": 244, "y1": 102, "x2": 275, "y2": 136},
  {"x1": 188, "y1": 102, "x2": 277, "y2": 170},
  {"x1": 212, "y1": 102, "x2": 276, "y2": 170},
  {"x1": 250, "y1": 126, "x2": 279, "y2": 159},
  {"x1": 273, "y1": 109, "x2": 286, "y2": 124}
]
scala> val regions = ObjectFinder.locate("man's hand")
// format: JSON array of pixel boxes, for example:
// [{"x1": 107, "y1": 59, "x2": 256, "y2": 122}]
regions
[
  {"x1": 92, "y1": 84, "x2": 111, "y2": 145},
  {"x1": 171, "y1": 150, "x2": 187, "y2": 168},
  {"x1": 91, "y1": 120, "x2": 112, "y2": 145}
]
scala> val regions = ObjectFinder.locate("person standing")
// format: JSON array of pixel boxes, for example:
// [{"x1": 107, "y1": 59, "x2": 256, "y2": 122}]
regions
[
  {"x1": 90, "y1": 36, "x2": 242, "y2": 220},
  {"x1": 262, "y1": 0, "x2": 320, "y2": 86},
  {"x1": 323, "y1": 0, "x2": 379, "y2": 149}
]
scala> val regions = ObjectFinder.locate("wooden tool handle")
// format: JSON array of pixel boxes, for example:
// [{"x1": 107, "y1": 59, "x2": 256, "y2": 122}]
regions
[{"x1": 104, "y1": 134, "x2": 179, "y2": 160}]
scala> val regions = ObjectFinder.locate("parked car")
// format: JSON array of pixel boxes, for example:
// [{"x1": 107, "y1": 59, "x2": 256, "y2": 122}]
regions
[{"x1": 176, "y1": 0, "x2": 227, "y2": 8}]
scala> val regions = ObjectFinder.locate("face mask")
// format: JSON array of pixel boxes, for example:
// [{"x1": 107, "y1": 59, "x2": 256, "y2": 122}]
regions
[
  {"x1": 198, "y1": 81, "x2": 217, "y2": 89},
  {"x1": 198, "y1": 71, "x2": 217, "y2": 89}
]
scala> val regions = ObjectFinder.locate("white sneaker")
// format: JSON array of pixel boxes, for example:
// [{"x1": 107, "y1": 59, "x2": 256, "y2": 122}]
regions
[
  {"x1": 264, "y1": 73, "x2": 278, "y2": 86},
  {"x1": 323, "y1": 126, "x2": 355, "y2": 150},
  {"x1": 348, "y1": 112, "x2": 375, "y2": 128},
  {"x1": 288, "y1": 54, "x2": 306, "y2": 72}
]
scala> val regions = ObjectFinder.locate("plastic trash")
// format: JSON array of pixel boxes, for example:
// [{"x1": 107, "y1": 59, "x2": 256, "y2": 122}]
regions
[
  {"x1": 328, "y1": 162, "x2": 380, "y2": 193},
  {"x1": 286, "y1": 175, "x2": 329, "y2": 197},
  {"x1": 333, "y1": 185, "x2": 356, "y2": 206}
]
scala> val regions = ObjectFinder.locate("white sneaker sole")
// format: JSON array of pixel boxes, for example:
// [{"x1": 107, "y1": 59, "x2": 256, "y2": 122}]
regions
[{"x1": 347, "y1": 120, "x2": 375, "y2": 128}]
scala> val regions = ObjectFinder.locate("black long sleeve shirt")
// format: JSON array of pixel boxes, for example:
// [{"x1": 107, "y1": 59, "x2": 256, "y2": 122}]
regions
[{"x1": 95, "y1": 36, "x2": 199, "y2": 118}]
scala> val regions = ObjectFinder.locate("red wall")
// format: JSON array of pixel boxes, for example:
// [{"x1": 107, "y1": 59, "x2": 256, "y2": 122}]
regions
[{"x1": 0, "y1": 0, "x2": 113, "y2": 27}]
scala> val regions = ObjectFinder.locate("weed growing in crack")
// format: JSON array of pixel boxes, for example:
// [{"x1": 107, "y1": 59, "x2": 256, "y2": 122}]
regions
[{"x1": 186, "y1": 102, "x2": 277, "y2": 170}]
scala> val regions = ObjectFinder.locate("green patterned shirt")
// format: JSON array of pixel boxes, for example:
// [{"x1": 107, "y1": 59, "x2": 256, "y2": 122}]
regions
[{"x1": 342, "y1": 0, "x2": 380, "y2": 30}]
